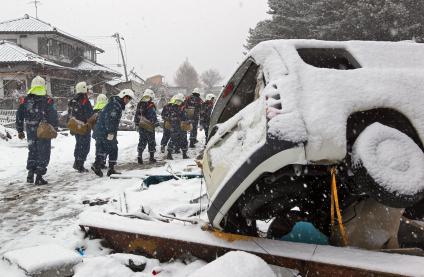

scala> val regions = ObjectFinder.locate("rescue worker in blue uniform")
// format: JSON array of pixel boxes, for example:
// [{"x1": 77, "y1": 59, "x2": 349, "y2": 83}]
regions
[
  {"x1": 16, "y1": 76, "x2": 58, "y2": 185},
  {"x1": 134, "y1": 89, "x2": 159, "y2": 164},
  {"x1": 68, "y1": 81, "x2": 94, "y2": 173},
  {"x1": 91, "y1": 89, "x2": 134, "y2": 177},
  {"x1": 167, "y1": 93, "x2": 189, "y2": 160},
  {"x1": 184, "y1": 88, "x2": 203, "y2": 148},
  {"x1": 160, "y1": 95, "x2": 177, "y2": 153},
  {"x1": 200, "y1": 93, "x2": 215, "y2": 143},
  {"x1": 90, "y1": 93, "x2": 108, "y2": 168}
]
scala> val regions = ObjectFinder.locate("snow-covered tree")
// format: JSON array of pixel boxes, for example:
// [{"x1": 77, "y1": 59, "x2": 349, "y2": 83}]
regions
[
  {"x1": 174, "y1": 59, "x2": 200, "y2": 92},
  {"x1": 201, "y1": 69, "x2": 223, "y2": 89},
  {"x1": 246, "y1": 0, "x2": 424, "y2": 50}
]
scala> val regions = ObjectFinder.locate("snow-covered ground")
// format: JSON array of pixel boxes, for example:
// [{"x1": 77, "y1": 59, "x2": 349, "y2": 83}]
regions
[{"x1": 0, "y1": 128, "x2": 285, "y2": 276}]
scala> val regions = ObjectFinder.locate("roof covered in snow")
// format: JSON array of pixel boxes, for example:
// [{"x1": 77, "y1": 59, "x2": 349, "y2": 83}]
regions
[
  {"x1": 0, "y1": 41, "x2": 120, "y2": 77},
  {"x1": 0, "y1": 40, "x2": 64, "y2": 67},
  {"x1": 0, "y1": 14, "x2": 103, "y2": 53},
  {"x1": 75, "y1": 58, "x2": 121, "y2": 76}
]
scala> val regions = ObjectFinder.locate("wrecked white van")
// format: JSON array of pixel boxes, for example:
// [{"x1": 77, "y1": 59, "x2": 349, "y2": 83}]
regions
[{"x1": 203, "y1": 40, "x2": 424, "y2": 241}]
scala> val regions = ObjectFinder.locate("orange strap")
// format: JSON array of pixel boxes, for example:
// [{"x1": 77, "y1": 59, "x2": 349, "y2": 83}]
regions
[{"x1": 330, "y1": 167, "x2": 349, "y2": 246}]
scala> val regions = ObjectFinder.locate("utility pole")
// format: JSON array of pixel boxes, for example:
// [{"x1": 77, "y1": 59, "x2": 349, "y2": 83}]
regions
[
  {"x1": 112, "y1": 33, "x2": 128, "y2": 82},
  {"x1": 28, "y1": 0, "x2": 41, "y2": 18}
]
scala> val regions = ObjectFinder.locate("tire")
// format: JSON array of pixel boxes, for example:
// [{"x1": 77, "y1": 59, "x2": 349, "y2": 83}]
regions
[
  {"x1": 351, "y1": 122, "x2": 424, "y2": 208},
  {"x1": 222, "y1": 206, "x2": 257, "y2": 236}
]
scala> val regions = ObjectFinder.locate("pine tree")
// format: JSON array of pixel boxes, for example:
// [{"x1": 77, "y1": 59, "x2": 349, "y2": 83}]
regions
[{"x1": 246, "y1": 0, "x2": 424, "y2": 50}]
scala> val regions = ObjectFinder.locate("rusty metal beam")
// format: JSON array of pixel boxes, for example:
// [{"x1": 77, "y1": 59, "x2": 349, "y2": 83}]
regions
[{"x1": 85, "y1": 226, "x2": 403, "y2": 277}]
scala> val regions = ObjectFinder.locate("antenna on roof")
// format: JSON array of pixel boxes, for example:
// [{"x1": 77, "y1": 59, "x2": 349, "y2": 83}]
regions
[{"x1": 28, "y1": 0, "x2": 41, "y2": 19}]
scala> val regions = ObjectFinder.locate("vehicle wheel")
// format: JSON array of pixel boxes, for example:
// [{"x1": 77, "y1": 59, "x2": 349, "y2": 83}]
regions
[
  {"x1": 222, "y1": 206, "x2": 257, "y2": 236},
  {"x1": 351, "y1": 122, "x2": 424, "y2": 208}
]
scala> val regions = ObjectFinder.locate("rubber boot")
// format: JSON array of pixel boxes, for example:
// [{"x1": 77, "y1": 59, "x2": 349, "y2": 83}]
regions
[
  {"x1": 35, "y1": 175, "x2": 48, "y2": 185},
  {"x1": 72, "y1": 160, "x2": 78, "y2": 171},
  {"x1": 149, "y1": 152, "x2": 157, "y2": 163},
  {"x1": 27, "y1": 170, "x2": 34, "y2": 184},
  {"x1": 91, "y1": 163, "x2": 103, "y2": 177},
  {"x1": 76, "y1": 161, "x2": 89, "y2": 173},
  {"x1": 137, "y1": 157, "x2": 143, "y2": 164},
  {"x1": 166, "y1": 151, "x2": 173, "y2": 160},
  {"x1": 182, "y1": 151, "x2": 189, "y2": 159},
  {"x1": 107, "y1": 165, "x2": 121, "y2": 177},
  {"x1": 160, "y1": 145, "x2": 165, "y2": 153}
]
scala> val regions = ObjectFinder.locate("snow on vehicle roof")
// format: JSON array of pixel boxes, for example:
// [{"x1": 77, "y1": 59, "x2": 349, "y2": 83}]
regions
[
  {"x1": 252, "y1": 39, "x2": 424, "y2": 69},
  {"x1": 248, "y1": 39, "x2": 424, "y2": 164}
]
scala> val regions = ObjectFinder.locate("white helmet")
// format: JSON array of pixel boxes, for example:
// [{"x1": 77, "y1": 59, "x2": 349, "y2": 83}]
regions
[
  {"x1": 75, "y1": 81, "x2": 88, "y2": 94},
  {"x1": 31, "y1": 76, "x2": 46, "y2": 88},
  {"x1": 206, "y1": 94, "x2": 215, "y2": 101},
  {"x1": 174, "y1": 93, "x2": 185, "y2": 103},
  {"x1": 192, "y1": 87, "x2": 200, "y2": 95},
  {"x1": 142, "y1": 89, "x2": 155, "y2": 100},
  {"x1": 118, "y1": 89, "x2": 135, "y2": 99}
]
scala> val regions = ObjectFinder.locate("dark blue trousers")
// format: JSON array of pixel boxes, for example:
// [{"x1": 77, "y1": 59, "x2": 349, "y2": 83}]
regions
[
  {"x1": 26, "y1": 128, "x2": 51, "y2": 176},
  {"x1": 189, "y1": 118, "x2": 199, "y2": 143},
  {"x1": 138, "y1": 129, "x2": 156, "y2": 156},
  {"x1": 161, "y1": 128, "x2": 171, "y2": 147},
  {"x1": 74, "y1": 132, "x2": 91, "y2": 162},
  {"x1": 95, "y1": 138, "x2": 118, "y2": 167},
  {"x1": 169, "y1": 129, "x2": 188, "y2": 152}
]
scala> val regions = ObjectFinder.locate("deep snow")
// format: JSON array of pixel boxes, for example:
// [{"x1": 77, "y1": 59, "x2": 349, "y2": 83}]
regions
[
  {"x1": 0, "y1": 128, "x2": 210, "y2": 276},
  {"x1": 0, "y1": 127, "x2": 295, "y2": 276}
]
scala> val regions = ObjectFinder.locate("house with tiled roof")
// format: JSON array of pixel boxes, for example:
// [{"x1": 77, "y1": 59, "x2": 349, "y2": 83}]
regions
[{"x1": 0, "y1": 14, "x2": 121, "y2": 109}]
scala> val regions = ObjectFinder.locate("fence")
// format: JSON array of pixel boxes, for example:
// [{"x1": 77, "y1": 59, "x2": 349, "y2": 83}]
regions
[{"x1": 0, "y1": 109, "x2": 17, "y2": 129}]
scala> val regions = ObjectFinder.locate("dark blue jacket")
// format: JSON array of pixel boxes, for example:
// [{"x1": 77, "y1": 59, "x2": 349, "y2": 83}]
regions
[
  {"x1": 134, "y1": 101, "x2": 158, "y2": 125},
  {"x1": 184, "y1": 95, "x2": 203, "y2": 118},
  {"x1": 167, "y1": 104, "x2": 187, "y2": 130},
  {"x1": 200, "y1": 100, "x2": 214, "y2": 127},
  {"x1": 16, "y1": 95, "x2": 58, "y2": 133},
  {"x1": 161, "y1": 103, "x2": 173, "y2": 121},
  {"x1": 68, "y1": 94, "x2": 94, "y2": 123},
  {"x1": 92, "y1": 96, "x2": 125, "y2": 140}
]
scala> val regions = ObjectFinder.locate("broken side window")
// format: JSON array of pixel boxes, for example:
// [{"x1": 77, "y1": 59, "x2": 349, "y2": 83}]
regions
[{"x1": 297, "y1": 48, "x2": 361, "y2": 70}]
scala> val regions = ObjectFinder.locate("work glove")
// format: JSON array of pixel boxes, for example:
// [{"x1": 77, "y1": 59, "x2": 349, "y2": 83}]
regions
[
  {"x1": 107, "y1": 133, "x2": 115, "y2": 141},
  {"x1": 18, "y1": 132, "x2": 25, "y2": 140}
]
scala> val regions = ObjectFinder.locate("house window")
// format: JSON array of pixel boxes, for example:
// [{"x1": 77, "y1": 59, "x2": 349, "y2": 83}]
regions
[
  {"x1": 38, "y1": 38, "x2": 48, "y2": 55},
  {"x1": 51, "y1": 78, "x2": 75, "y2": 97}
]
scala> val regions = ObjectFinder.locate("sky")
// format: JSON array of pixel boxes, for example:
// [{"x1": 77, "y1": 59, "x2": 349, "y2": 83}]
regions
[{"x1": 1, "y1": 0, "x2": 269, "y2": 85}]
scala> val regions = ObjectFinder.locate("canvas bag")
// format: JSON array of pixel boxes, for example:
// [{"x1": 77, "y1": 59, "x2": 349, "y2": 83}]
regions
[
  {"x1": 185, "y1": 107, "x2": 195, "y2": 119},
  {"x1": 180, "y1": 121, "x2": 193, "y2": 132},
  {"x1": 86, "y1": 113, "x2": 99, "y2": 128},
  {"x1": 36, "y1": 99, "x2": 57, "y2": 139},
  {"x1": 164, "y1": 120, "x2": 172, "y2": 130},
  {"x1": 139, "y1": 116, "x2": 155, "y2": 132},
  {"x1": 67, "y1": 117, "x2": 90, "y2": 135}
]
